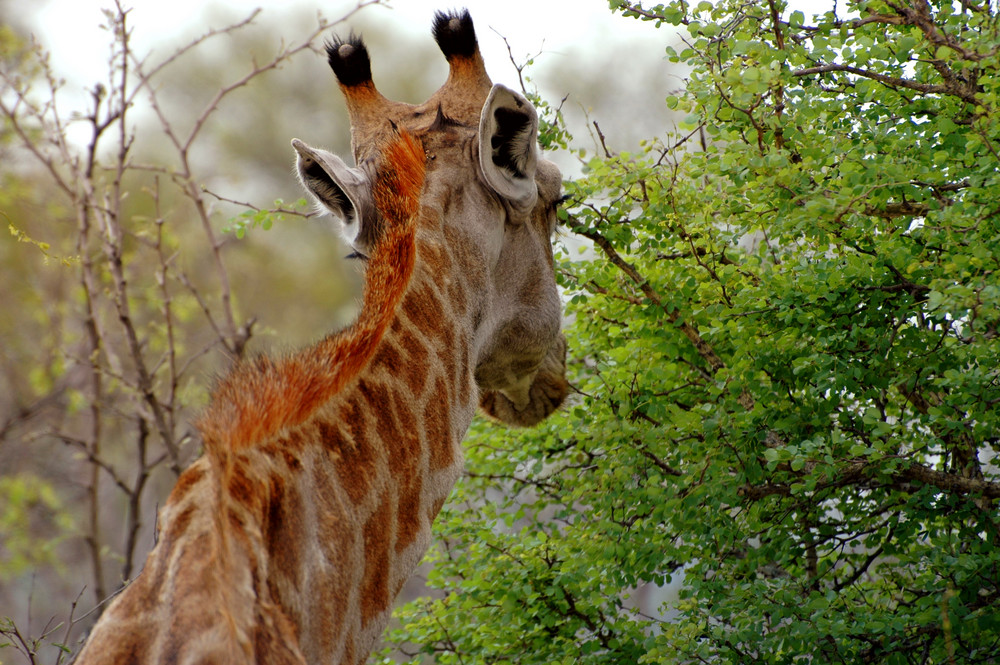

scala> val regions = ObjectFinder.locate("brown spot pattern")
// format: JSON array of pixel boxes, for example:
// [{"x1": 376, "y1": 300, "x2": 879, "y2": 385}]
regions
[
  {"x1": 401, "y1": 282, "x2": 445, "y2": 343},
  {"x1": 360, "y1": 494, "x2": 392, "y2": 626},
  {"x1": 265, "y1": 473, "x2": 303, "y2": 592},
  {"x1": 358, "y1": 379, "x2": 399, "y2": 444},
  {"x1": 385, "y1": 404, "x2": 419, "y2": 478},
  {"x1": 317, "y1": 419, "x2": 343, "y2": 453},
  {"x1": 417, "y1": 238, "x2": 452, "y2": 274},
  {"x1": 284, "y1": 428, "x2": 305, "y2": 451},
  {"x1": 395, "y1": 472, "x2": 423, "y2": 553},
  {"x1": 326, "y1": 402, "x2": 379, "y2": 505},
  {"x1": 281, "y1": 448, "x2": 302, "y2": 470},
  {"x1": 227, "y1": 459, "x2": 257, "y2": 512},
  {"x1": 371, "y1": 342, "x2": 403, "y2": 379},
  {"x1": 387, "y1": 389, "x2": 423, "y2": 552},
  {"x1": 167, "y1": 464, "x2": 205, "y2": 504},
  {"x1": 165, "y1": 505, "x2": 196, "y2": 543},
  {"x1": 399, "y1": 334, "x2": 429, "y2": 396},
  {"x1": 394, "y1": 389, "x2": 418, "y2": 434},
  {"x1": 425, "y1": 376, "x2": 455, "y2": 471}
]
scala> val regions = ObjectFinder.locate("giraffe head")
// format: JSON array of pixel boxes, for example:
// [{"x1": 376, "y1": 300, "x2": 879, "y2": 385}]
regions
[{"x1": 293, "y1": 9, "x2": 567, "y2": 426}]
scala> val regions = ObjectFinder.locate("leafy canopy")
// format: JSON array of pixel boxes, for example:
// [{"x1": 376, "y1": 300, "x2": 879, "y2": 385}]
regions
[{"x1": 381, "y1": 1, "x2": 1000, "y2": 664}]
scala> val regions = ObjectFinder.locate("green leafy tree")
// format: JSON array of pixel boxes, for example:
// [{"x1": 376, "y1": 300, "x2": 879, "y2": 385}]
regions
[{"x1": 382, "y1": 1, "x2": 1000, "y2": 664}]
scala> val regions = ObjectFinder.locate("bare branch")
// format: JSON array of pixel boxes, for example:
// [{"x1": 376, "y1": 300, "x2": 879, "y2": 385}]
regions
[{"x1": 201, "y1": 188, "x2": 312, "y2": 219}]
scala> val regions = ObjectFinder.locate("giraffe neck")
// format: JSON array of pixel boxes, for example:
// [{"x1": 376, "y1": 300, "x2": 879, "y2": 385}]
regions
[
  {"x1": 72, "y1": 241, "x2": 477, "y2": 664},
  {"x1": 199, "y1": 131, "x2": 477, "y2": 659},
  {"x1": 198, "y1": 238, "x2": 476, "y2": 664},
  {"x1": 73, "y1": 238, "x2": 476, "y2": 665},
  {"x1": 73, "y1": 133, "x2": 480, "y2": 665},
  {"x1": 261, "y1": 241, "x2": 477, "y2": 662}
]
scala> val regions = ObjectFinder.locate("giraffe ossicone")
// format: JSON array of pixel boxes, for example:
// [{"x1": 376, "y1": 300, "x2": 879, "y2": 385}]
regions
[{"x1": 74, "y1": 8, "x2": 567, "y2": 665}]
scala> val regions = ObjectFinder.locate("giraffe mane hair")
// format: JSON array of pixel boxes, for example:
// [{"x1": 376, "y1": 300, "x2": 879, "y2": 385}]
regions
[{"x1": 197, "y1": 130, "x2": 426, "y2": 457}]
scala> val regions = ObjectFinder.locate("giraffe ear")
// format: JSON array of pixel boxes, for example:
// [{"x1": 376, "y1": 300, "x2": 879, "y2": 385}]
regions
[
  {"x1": 478, "y1": 85, "x2": 538, "y2": 210},
  {"x1": 292, "y1": 139, "x2": 376, "y2": 250}
]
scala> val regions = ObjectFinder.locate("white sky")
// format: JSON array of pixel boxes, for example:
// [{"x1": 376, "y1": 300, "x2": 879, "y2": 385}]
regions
[
  {"x1": 28, "y1": 0, "x2": 667, "y2": 96},
  {"x1": 23, "y1": 0, "x2": 835, "y2": 163},
  {"x1": 23, "y1": 0, "x2": 693, "y2": 161},
  {"x1": 25, "y1": 0, "x2": 836, "y2": 148}
]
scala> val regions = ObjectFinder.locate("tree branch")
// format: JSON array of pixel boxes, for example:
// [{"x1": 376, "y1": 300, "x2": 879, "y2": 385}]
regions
[
  {"x1": 572, "y1": 223, "x2": 753, "y2": 409},
  {"x1": 741, "y1": 459, "x2": 1000, "y2": 500},
  {"x1": 792, "y1": 62, "x2": 978, "y2": 104}
]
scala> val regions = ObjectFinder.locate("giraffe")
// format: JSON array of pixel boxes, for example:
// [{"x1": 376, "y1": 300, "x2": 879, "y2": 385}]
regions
[{"x1": 72, "y1": 8, "x2": 567, "y2": 665}]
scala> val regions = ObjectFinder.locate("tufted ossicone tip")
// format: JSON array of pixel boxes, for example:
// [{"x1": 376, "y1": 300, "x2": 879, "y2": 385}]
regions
[
  {"x1": 326, "y1": 35, "x2": 374, "y2": 88},
  {"x1": 432, "y1": 10, "x2": 478, "y2": 60},
  {"x1": 325, "y1": 34, "x2": 414, "y2": 161},
  {"x1": 426, "y1": 9, "x2": 493, "y2": 127}
]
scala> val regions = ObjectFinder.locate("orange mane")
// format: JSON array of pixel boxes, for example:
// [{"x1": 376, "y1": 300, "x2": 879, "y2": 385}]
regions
[{"x1": 197, "y1": 130, "x2": 426, "y2": 453}]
